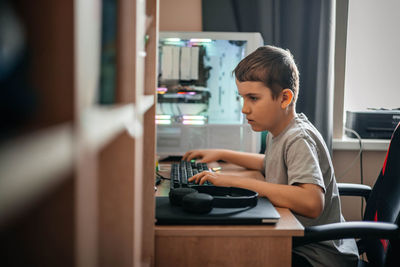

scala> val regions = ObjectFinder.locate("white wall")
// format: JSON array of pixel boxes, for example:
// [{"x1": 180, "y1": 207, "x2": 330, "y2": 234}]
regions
[{"x1": 344, "y1": 0, "x2": 400, "y2": 111}]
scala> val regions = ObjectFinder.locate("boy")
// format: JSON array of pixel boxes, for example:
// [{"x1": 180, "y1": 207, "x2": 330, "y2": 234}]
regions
[{"x1": 183, "y1": 45, "x2": 359, "y2": 267}]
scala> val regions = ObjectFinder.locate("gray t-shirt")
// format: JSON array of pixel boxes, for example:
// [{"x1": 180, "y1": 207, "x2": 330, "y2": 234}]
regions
[{"x1": 263, "y1": 113, "x2": 359, "y2": 267}]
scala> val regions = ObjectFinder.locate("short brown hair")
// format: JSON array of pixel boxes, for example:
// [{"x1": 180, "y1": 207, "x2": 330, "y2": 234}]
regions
[{"x1": 234, "y1": 45, "x2": 299, "y2": 104}]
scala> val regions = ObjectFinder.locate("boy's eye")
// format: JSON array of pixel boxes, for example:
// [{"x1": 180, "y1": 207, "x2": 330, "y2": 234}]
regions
[{"x1": 249, "y1": 96, "x2": 258, "y2": 101}]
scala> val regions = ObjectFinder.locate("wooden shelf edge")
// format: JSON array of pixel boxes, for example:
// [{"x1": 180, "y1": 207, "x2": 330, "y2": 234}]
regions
[
  {"x1": 145, "y1": 15, "x2": 154, "y2": 34},
  {"x1": 81, "y1": 104, "x2": 144, "y2": 151},
  {"x1": 0, "y1": 123, "x2": 74, "y2": 226},
  {"x1": 138, "y1": 95, "x2": 155, "y2": 114}
]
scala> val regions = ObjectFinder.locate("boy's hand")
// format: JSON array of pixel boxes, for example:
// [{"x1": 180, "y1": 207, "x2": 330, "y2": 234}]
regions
[
  {"x1": 188, "y1": 171, "x2": 232, "y2": 187},
  {"x1": 182, "y1": 149, "x2": 224, "y2": 163}
]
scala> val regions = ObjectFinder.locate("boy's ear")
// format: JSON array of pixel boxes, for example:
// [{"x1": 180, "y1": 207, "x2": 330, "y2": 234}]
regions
[{"x1": 280, "y1": 89, "x2": 294, "y2": 109}]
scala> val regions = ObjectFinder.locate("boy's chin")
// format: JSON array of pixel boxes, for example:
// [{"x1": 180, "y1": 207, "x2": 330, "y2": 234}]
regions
[{"x1": 249, "y1": 125, "x2": 266, "y2": 132}]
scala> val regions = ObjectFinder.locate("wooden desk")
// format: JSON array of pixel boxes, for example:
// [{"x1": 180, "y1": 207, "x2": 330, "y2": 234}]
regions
[{"x1": 155, "y1": 162, "x2": 304, "y2": 267}]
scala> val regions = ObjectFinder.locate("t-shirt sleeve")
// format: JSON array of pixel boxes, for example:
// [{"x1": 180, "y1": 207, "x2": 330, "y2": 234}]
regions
[{"x1": 285, "y1": 137, "x2": 326, "y2": 192}]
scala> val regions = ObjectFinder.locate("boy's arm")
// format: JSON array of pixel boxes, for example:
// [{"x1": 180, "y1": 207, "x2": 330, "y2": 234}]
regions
[
  {"x1": 233, "y1": 178, "x2": 325, "y2": 219},
  {"x1": 189, "y1": 172, "x2": 324, "y2": 218},
  {"x1": 183, "y1": 149, "x2": 264, "y2": 171}
]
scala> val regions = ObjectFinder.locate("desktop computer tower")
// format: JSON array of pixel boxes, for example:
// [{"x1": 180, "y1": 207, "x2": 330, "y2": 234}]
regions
[{"x1": 156, "y1": 31, "x2": 264, "y2": 156}]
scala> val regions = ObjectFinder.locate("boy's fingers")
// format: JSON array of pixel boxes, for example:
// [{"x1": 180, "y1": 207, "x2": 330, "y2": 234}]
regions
[
  {"x1": 183, "y1": 151, "x2": 193, "y2": 160},
  {"x1": 183, "y1": 150, "x2": 195, "y2": 161},
  {"x1": 188, "y1": 172, "x2": 202, "y2": 183},
  {"x1": 198, "y1": 175, "x2": 206, "y2": 185},
  {"x1": 193, "y1": 152, "x2": 204, "y2": 160},
  {"x1": 198, "y1": 173, "x2": 211, "y2": 185},
  {"x1": 184, "y1": 152, "x2": 194, "y2": 161}
]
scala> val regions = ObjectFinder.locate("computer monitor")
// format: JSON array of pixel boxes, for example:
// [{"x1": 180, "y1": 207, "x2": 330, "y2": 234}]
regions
[{"x1": 156, "y1": 31, "x2": 264, "y2": 156}]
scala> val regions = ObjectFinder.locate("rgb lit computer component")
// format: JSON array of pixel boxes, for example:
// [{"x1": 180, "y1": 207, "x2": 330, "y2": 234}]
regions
[{"x1": 156, "y1": 31, "x2": 264, "y2": 156}]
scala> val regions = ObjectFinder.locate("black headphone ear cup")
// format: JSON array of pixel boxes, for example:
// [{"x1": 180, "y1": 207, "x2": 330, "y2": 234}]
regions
[
  {"x1": 169, "y1": 187, "x2": 197, "y2": 206},
  {"x1": 182, "y1": 192, "x2": 214, "y2": 214}
]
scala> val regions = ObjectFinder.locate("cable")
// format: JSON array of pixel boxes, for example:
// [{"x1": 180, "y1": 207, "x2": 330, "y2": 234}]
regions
[
  {"x1": 155, "y1": 172, "x2": 171, "y2": 192},
  {"x1": 341, "y1": 127, "x2": 364, "y2": 220},
  {"x1": 337, "y1": 128, "x2": 363, "y2": 179},
  {"x1": 156, "y1": 171, "x2": 171, "y2": 180}
]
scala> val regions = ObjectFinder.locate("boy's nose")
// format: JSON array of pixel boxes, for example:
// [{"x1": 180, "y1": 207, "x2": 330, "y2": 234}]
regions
[{"x1": 242, "y1": 102, "x2": 250, "y2": 114}]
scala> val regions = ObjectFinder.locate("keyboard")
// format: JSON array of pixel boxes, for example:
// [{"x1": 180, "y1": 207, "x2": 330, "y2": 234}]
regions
[{"x1": 170, "y1": 161, "x2": 211, "y2": 188}]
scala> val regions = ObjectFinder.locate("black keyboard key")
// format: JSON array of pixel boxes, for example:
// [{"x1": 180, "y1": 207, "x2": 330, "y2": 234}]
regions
[
  {"x1": 171, "y1": 164, "x2": 180, "y2": 188},
  {"x1": 201, "y1": 163, "x2": 209, "y2": 171},
  {"x1": 180, "y1": 167, "x2": 188, "y2": 186},
  {"x1": 169, "y1": 161, "x2": 210, "y2": 188}
]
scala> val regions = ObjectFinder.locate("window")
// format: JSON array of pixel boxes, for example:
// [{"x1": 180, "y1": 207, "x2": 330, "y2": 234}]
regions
[
  {"x1": 344, "y1": 0, "x2": 400, "y2": 112},
  {"x1": 334, "y1": 0, "x2": 400, "y2": 141}
]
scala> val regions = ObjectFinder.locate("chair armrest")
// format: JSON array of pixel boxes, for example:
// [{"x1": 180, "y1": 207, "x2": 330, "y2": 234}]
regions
[
  {"x1": 337, "y1": 183, "x2": 372, "y2": 201},
  {"x1": 293, "y1": 221, "x2": 399, "y2": 247}
]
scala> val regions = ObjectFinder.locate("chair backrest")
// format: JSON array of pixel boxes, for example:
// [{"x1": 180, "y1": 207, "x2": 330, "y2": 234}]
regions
[{"x1": 362, "y1": 122, "x2": 400, "y2": 266}]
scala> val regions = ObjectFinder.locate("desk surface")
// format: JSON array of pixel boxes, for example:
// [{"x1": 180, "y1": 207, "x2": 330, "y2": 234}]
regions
[{"x1": 154, "y1": 161, "x2": 304, "y2": 267}]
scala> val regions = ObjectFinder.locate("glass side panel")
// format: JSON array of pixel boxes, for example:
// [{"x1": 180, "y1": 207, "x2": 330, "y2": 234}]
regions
[{"x1": 157, "y1": 37, "x2": 247, "y2": 126}]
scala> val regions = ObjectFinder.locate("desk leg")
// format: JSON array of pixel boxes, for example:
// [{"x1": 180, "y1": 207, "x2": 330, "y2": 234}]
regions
[{"x1": 156, "y1": 236, "x2": 292, "y2": 267}]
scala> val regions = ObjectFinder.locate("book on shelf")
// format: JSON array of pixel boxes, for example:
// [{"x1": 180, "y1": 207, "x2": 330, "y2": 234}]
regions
[{"x1": 98, "y1": 0, "x2": 117, "y2": 104}]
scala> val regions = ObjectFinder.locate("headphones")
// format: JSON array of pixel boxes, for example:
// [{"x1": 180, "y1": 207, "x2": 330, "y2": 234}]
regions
[{"x1": 169, "y1": 185, "x2": 258, "y2": 214}]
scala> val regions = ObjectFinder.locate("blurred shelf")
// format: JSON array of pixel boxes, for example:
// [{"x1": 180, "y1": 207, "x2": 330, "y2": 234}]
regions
[
  {"x1": 145, "y1": 15, "x2": 154, "y2": 33},
  {"x1": 82, "y1": 104, "x2": 137, "y2": 150},
  {"x1": 81, "y1": 97, "x2": 154, "y2": 150},
  {"x1": 0, "y1": 123, "x2": 74, "y2": 226},
  {"x1": 138, "y1": 95, "x2": 155, "y2": 114},
  {"x1": 2, "y1": 0, "x2": 159, "y2": 265}
]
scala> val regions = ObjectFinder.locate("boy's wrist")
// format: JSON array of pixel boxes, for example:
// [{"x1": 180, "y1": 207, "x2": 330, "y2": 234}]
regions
[
  {"x1": 230, "y1": 177, "x2": 246, "y2": 188},
  {"x1": 218, "y1": 149, "x2": 229, "y2": 161}
]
